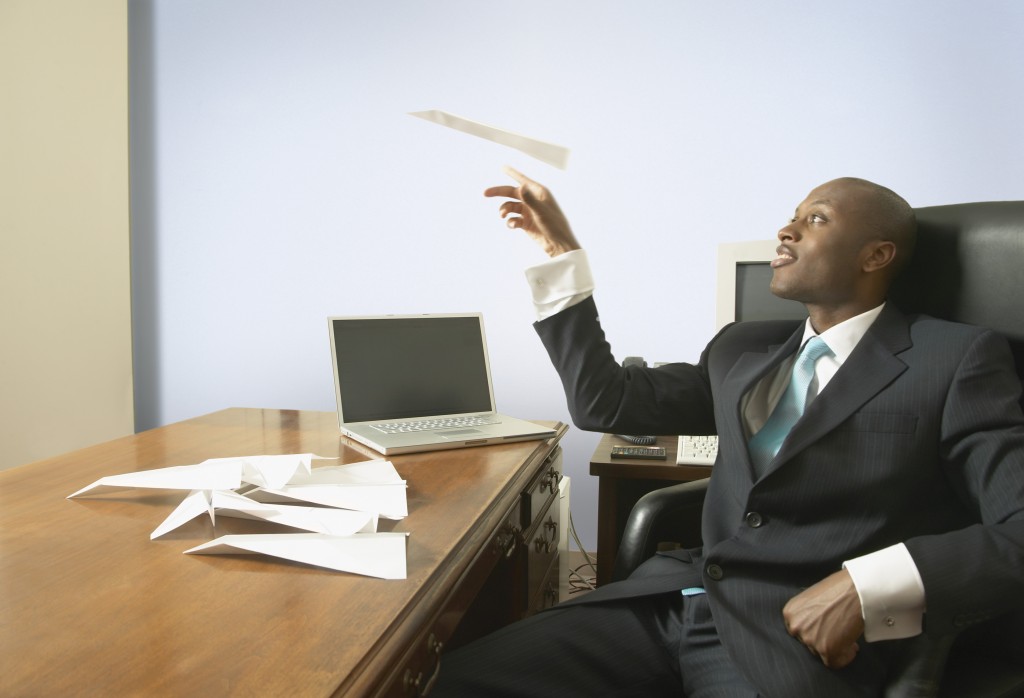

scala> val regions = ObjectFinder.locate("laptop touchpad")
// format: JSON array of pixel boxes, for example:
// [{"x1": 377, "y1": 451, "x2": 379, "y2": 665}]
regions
[{"x1": 440, "y1": 429, "x2": 483, "y2": 438}]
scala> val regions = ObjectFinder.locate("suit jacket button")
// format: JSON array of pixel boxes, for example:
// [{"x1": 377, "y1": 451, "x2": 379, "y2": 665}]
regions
[
  {"x1": 706, "y1": 564, "x2": 724, "y2": 581},
  {"x1": 745, "y1": 512, "x2": 763, "y2": 528}
]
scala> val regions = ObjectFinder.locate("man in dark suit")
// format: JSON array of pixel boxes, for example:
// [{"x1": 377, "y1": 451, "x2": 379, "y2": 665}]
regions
[{"x1": 431, "y1": 170, "x2": 1024, "y2": 697}]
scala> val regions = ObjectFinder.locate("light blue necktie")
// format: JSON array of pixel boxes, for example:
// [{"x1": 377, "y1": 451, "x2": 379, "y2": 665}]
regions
[
  {"x1": 748, "y1": 336, "x2": 832, "y2": 474},
  {"x1": 683, "y1": 337, "x2": 831, "y2": 597}
]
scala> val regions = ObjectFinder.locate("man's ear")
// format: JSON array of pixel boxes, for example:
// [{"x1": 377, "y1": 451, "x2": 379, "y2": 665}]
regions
[{"x1": 862, "y1": 240, "x2": 897, "y2": 273}]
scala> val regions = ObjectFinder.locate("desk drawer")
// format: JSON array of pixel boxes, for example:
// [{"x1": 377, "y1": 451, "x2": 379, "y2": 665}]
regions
[
  {"x1": 384, "y1": 501, "x2": 524, "y2": 698},
  {"x1": 525, "y1": 499, "x2": 559, "y2": 614},
  {"x1": 379, "y1": 437, "x2": 566, "y2": 697},
  {"x1": 520, "y1": 447, "x2": 562, "y2": 530},
  {"x1": 528, "y1": 552, "x2": 560, "y2": 615}
]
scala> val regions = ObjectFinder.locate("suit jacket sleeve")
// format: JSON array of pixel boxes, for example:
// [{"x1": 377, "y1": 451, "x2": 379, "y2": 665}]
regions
[
  {"x1": 903, "y1": 328, "x2": 1024, "y2": 634},
  {"x1": 533, "y1": 295, "x2": 718, "y2": 436}
]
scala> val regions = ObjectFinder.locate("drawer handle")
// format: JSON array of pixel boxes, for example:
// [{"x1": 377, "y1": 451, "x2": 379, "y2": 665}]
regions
[
  {"x1": 422, "y1": 639, "x2": 443, "y2": 695},
  {"x1": 495, "y1": 525, "x2": 521, "y2": 559},
  {"x1": 541, "y1": 466, "x2": 561, "y2": 494},
  {"x1": 406, "y1": 634, "x2": 445, "y2": 696},
  {"x1": 404, "y1": 668, "x2": 423, "y2": 694},
  {"x1": 544, "y1": 582, "x2": 558, "y2": 607},
  {"x1": 534, "y1": 517, "x2": 559, "y2": 554},
  {"x1": 422, "y1": 634, "x2": 444, "y2": 695}
]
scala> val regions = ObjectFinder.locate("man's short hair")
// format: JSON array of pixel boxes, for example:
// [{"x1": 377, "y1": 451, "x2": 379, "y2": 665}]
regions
[{"x1": 842, "y1": 177, "x2": 917, "y2": 277}]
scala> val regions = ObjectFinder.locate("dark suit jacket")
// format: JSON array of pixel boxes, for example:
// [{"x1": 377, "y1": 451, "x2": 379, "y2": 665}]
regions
[{"x1": 535, "y1": 296, "x2": 1024, "y2": 697}]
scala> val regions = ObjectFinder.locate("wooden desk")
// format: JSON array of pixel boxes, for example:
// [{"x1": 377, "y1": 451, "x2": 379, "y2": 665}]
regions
[
  {"x1": 0, "y1": 408, "x2": 566, "y2": 697},
  {"x1": 589, "y1": 433, "x2": 710, "y2": 586}
]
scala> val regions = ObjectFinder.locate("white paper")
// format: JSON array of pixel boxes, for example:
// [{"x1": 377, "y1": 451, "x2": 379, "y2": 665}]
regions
[
  {"x1": 237, "y1": 453, "x2": 314, "y2": 489},
  {"x1": 70, "y1": 453, "x2": 408, "y2": 579},
  {"x1": 185, "y1": 532, "x2": 409, "y2": 579},
  {"x1": 67, "y1": 453, "x2": 317, "y2": 499},
  {"x1": 247, "y1": 459, "x2": 408, "y2": 519},
  {"x1": 214, "y1": 492, "x2": 378, "y2": 535},
  {"x1": 67, "y1": 461, "x2": 243, "y2": 498},
  {"x1": 409, "y1": 109, "x2": 570, "y2": 170},
  {"x1": 286, "y1": 460, "x2": 403, "y2": 485},
  {"x1": 249, "y1": 483, "x2": 408, "y2": 520},
  {"x1": 150, "y1": 490, "x2": 379, "y2": 539},
  {"x1": 150, "y1": 489, "x2": 216, "y2": 539}
]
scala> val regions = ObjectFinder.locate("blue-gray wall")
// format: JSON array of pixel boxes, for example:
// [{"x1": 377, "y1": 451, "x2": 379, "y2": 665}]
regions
[{"x1": 129, "y1": 0, "x2": 1024, "y2": 551}]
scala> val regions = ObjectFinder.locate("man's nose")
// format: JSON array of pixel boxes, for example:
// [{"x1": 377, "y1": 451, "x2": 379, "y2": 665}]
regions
[{"x1": 778, "y1": 223, "x2": 798, "y2": 242}]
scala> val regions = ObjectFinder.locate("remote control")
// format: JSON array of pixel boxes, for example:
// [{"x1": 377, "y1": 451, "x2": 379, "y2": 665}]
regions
[{"x1": 610, "y1": 445, "x2": 667, "y2": 460}]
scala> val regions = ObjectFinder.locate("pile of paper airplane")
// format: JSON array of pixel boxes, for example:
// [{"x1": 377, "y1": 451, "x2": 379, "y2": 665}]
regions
[{"x1": 67, "y1": 454, "x2": 408, "y2": 579}]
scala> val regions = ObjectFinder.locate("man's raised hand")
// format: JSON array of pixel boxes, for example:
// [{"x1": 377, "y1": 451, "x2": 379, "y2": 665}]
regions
[{"x1": 484, "y1": 166, "x2": 581, "y2": 258}]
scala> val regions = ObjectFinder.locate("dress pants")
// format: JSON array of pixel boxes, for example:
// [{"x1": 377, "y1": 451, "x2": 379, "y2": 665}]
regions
[{"x1": 431, "y1": 590, "x2": 761, "y2": 697}]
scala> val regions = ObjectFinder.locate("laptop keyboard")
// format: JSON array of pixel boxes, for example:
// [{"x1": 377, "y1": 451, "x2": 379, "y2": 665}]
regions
[{"x1": 370, "y1": 415, "x2": 500, "y2": 434}]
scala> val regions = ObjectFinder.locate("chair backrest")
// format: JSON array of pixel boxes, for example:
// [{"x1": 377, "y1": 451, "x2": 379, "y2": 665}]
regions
[
  {"x1": 888, "y1": 201, "x2": 1024, "y2": 406},
  {"x1": 885, "y1": 201, "x2": 1024, "y2": 695}
]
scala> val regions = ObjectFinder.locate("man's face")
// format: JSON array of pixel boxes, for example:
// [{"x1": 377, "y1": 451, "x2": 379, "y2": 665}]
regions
[{"x1": 769, "y1": 179, "x2": 875, "y2": 308}]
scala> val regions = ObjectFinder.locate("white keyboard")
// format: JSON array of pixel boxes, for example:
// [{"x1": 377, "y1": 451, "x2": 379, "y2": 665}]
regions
[
  {"x1": 676, "y1": 434, "x2": 718, "y2": 466},
  {"x1": 370, "y1": 415, "x2": 500, "y2": 434}
]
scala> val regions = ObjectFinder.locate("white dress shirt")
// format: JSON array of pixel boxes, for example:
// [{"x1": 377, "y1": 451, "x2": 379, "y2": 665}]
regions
[{"x1": 525, "y1": 249, "x2": 925, "y2": 642}]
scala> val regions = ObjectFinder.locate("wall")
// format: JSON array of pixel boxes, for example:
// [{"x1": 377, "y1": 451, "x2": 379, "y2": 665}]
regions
[
  {"x1": 0, "y1": 0, "x2": 134, "y2": 470},
  {"x1": 128, "y1": 0, "x2": 1024, "y2": 551}
]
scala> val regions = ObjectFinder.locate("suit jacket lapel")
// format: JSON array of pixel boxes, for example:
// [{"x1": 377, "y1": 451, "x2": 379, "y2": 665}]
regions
[
  {"x1": 721, "y1": 327, "x2": 804, "y2": 481},
  {"x1": 769, "y1": 304, "x2": 912, "y2": 475}
]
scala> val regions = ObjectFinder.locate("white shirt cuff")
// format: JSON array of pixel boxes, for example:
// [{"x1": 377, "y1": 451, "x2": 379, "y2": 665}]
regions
[
  {"x1": 843, "y1": 543, "x2": 926, "y2": 642},
  {"x1": 524, "y1": 249, "x2": 595, "y2": 321}
]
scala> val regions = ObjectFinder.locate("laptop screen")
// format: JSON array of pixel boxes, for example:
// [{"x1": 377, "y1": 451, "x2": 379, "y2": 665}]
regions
[{"x1": 330, "y1": 315, "x2": 495, "y2": 423}]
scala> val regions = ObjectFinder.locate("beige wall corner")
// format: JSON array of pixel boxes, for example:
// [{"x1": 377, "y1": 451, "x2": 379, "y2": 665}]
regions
[{"x1": 0, "y1": 0, "x2": 134, "y2": 470}]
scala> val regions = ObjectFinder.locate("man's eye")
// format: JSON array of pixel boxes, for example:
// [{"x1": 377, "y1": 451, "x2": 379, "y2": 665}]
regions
[{"x1": 810, "y1": 213, "x2": 826, "y2": 223}]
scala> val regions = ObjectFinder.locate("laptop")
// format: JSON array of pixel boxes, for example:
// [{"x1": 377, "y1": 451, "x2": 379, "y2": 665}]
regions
[{"x1": 328, "y1": 313, "x2": 556, "y2": 455}]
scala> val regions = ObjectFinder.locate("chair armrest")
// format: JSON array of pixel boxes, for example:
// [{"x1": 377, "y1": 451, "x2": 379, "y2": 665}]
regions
[
  {"x1": 611, "y1": 478, "x2": 709, "y2": 582},
  {"x1": 935, "y1": 611, "x2": 1024, "y2": 698},
  {"x1": 606, "y1": 471, "x2": 1024, "y2": 697}
]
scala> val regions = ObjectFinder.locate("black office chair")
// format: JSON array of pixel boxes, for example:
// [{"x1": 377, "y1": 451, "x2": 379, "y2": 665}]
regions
[{"x1": 611, "y1": 201, "x2": 1024, "y2": 698}]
